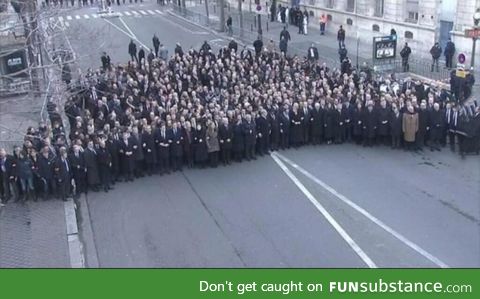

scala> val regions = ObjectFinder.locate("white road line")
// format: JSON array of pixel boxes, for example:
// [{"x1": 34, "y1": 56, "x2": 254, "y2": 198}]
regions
[
  {"x1": 271, "y1": 153, "x2": 377, "y2": 268},
  {"x1": 147, "y1": 10, "x2": 156, "y2": 15},
  {"x1": 116, "y1": 17, "x2": 149, "y2": 50},
  {"x1": 124, "y1": 11, "x2": 131, "y2": 16},
  {"x1": 154, "y1": 9, "x2": 164, "y2": 15},
  {"x1": 274, "y1": 153, "x2": 450, "y2": 269},
  {"x1": 84, "y1": 14, "x2": 90, "y2": 19},
  {"x1": 58, "y1": 16, "x2": 64, "y2": 22},
  {"x1": 66, "y1": 15, "x2": 72, "y2": 20},
  {"x1": 49, "y1": 17, "x2": 54, "y2": 22},
  {"x1": 116, "y1": 12, "x2": 123, "y2": 16},
  {"x1": 65, "y1": 21, "x2": 70, "y2": 27},
  {"x1": 139, "y1": 10, "x2": 148, "y2": 15},
  {"x1": 75, "y1": 15, "x2": 81, "y2": 20},
  {"x1": 92, "y1": 14, "x2": 99, "y2": 18},
  {"x1": 131, "y1": 10, "x2": 140, "y2": 16}
]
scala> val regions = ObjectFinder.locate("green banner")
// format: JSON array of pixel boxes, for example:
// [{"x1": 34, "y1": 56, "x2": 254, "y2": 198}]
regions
[{"x1": 0, "y1": 269, "x2": 477, "y2": 298}]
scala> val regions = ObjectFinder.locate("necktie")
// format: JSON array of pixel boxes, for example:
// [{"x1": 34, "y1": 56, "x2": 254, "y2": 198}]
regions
[{"x1": 64, "y1": 159, "x2": 69, "y2": 173}]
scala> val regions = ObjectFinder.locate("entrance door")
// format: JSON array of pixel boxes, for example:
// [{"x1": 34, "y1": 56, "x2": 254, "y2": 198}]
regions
[{"x1": 439, "y1": 20, "x2": 454, "y2": 51}]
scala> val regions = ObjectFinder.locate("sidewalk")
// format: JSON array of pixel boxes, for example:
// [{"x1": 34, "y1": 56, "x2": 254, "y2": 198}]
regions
[
  {"x1": 0, "y1": 200, "x2": 70, "y2": 267},
  {"x1": 176, "y1": 3, "x2": 451, "y2": 80}
]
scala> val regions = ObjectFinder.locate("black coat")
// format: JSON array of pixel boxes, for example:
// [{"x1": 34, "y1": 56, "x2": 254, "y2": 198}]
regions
[
  {"x1": 363, "y1": 109, "x2": 377, "y2": 138},
  {"x1": 232, "y1": 123, "x2": 245, "y2": 152},
  {"x1": 193, "y1": 128, "x2": 208, "y2": 162},
  {"x1": 429, "y1": 109, "x2": 446, "y2": 140},
  {"x1": 324, "y1": 108, "x2": 335, "y2": 140},
  {"x1": 69, "y1": 152, "x2": 87, "y2": 181},
  {"x1": 377, "y1": 107, "x2": 391, "y2": 136},
  {"x1": 269, "y1": 113, "x2": 280, "y2": 145},
  {"x1": 37, "y1": 154, "x2": 55, "y2": 180},
  {"x1": 84, "y1": 148, "x2": 100, "y2": 185},
  {"x1": 390, "y1": 111, "x2": 403, "y2": 137},
  {"x1": 418, "y1": 109, "x2": 430, "y2": 135},
  {"x1": 154, "y1": 128, "x2": 171, "y2": 159},
  {"x1": 290, "y1": 111, "x2": 303, "y2": 143},
  {"x1": 97, "y1": 147, "x2": 112, "y2": 171},
  {"x1": 279, "y1": 112, "x2": 290, "y2": 136},
  {"x1": 119, "y1": 138, "x2": 135, "y2": 173},
  {"x1": 170, "y1": 128, "x2": 184, "y2": 157},
  {"x1": 243, "y1": 121, "x2": 257, "y2": 146},
  {"x1": 142, "y1": 132, "x2": 157, "y2": 164},
  {"x1": 54, "y1": 158, "x2": 71, "y2": 182},
  {"x1": 219, "y1": 124, "x2": 233, "y2": 150},
  {"x1": 256, "y1": 116, "x2": 270, "y2": 144},
  {"x1": 310, "y1": 108, "x2": 324, "y2": 138},
  {"x1": 353, "y1": 108, "x2": 363, "y2": 137}
]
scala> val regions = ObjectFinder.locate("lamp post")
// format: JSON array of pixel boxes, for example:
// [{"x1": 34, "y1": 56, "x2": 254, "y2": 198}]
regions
[{"x1": 471, "y1": 8, "x2": 480, "y2": 67}]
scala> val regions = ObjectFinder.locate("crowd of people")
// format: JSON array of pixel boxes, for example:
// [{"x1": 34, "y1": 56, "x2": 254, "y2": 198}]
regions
[{"x1": 1, "y1": 34, "x2": 480, "y2": 206}]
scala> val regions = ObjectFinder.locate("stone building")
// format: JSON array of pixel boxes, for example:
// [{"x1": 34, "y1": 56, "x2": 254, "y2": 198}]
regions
[{"x1": 274, "y1": 0, "x2": 480, "y2": 66}]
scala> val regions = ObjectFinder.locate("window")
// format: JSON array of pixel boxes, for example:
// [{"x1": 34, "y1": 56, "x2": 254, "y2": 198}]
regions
[
  {"x1": 326, "y1": 0, "x2": 334, "y2": 9},
  {"x1": 372, "y1": 24, "x2": 380, "y2": 32},
  {"x1": 406, "y1": 0, "x2": 419, "y2": 23},
  {"x1": 346, "y1": 18, "x2": 353, "y2": 25},
  {"x1": 346, "y1": 0, "x2": 355, "y2": 12},
  {"x1": 406, "y1": 11, "x2": 419, "y2": 23},
  {"x1": 374, "y1": 0, "x2": 384, "y2": 17},
  {"x1": 309, "y1": 10, "x2": 314, "y2": 17},
  {"x1": 405, "y1": 31, "x2": 414, "y2": 39},
  {"x1": 327, "y1": 14, "x2": 333, "y2": 21}
]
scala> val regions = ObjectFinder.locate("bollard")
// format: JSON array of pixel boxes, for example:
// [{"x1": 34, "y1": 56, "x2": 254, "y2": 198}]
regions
[
  {"x1": 251, "y1": 23, "x2": 253, "y2": 31},
  {"x1": 254, "y1": 15, "x2": 257, "y2": 28},
  {"x1": 266, "y1": 20, "x2": 268, "y2": 32}
]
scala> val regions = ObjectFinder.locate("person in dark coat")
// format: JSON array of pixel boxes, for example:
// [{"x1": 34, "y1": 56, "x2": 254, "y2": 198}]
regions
[
  {"x1": 417, "y1": 103, "x2": 429, "y2": 150},
  {"x1": 69, "y1": 144, "x2": 87, "y2": 197},
  {"x1": 290, "y1": 103, "x2": 303, "y2": 148},
  {"x1": 430, "y1": 42, "x2": 442, "y2": 72},
  {"x1": 193, "y1": 123, "x2": 208, "y2": 167},
  {"x1": 444, "y1": 38, "x2": 455, "y2": 69},
  {"x1": 429, "y1": 103, "x2": 445, "y2": 151},
  {"x1": 323, "y1": 103, "x2": 335, "y2": 144},
  {"x1": 400, "y1": 43, "x2": 411, "y2": 72},
  {"x1": 128, "y1": 39, "x2": 138, "y2": 62},
  {"x1": 218, "y1": 117, "x2": 233, "y2": 165},
  {"x1": 377, "y1": 100, "x2": 391, "y2": 145},
  {"x1": 182, "y1": 122, "x2": 194, "y2": 168},
  {"x1": 343, "y1": 101, "x2": 354, "y2": 142},
  {"x1": 352, "y1": 102, "x2": 364, "y2": 145},
  {"x1": 38, "y1": 146, "x2": 57, "y2": 199},
  {"x1": 337, "y1": 25, "x2": 346, "y2": 48},
  {"x1": 97, "y1": 139, "x2": 113, "y2": 192},
  {"x1": 279, "y1": 107, "x2": 290, "y2": 149},
  {"x1": 54, "y1": 147, "x2": 71, "y2": 201},
  {"x1": 362, "y1": 103, "x2": 377, "y2": 147},
  {"x1": 101, "y1": 52, "x2": 111, "y2": 70},
  {"x1": 307, "y1": 44, "x2": 319, "y2": 62},
  {"x1": 228, "y1": 39, "x2": 238, "y2": 53},
  {"x1": 445, "y1": 103, "x2": 459, "y2": 151},
  {"x1": 119, "y1": 132, "x2": 135, "y2": 182},
  {"x1": 138, "y1": 48, "x2": 145, "y2": 64},
  {"x1": 332, "y1": 103, "x2": 344, "y2": 144},
  {"x1": 300, "y1": 102, "x2": 310, "y2": 144},
  {"x1": 338, "y1": 45, "x2": 347, "y2": 63},
  {"x1": 155, "y1": 122, "x2": 171, "y2": 175},
  {"x1": 107, "y1": 131, "x2": 121, "y2": 184},
  {"x1": 280, "y1": 26, "x2": 291, "y2": 42},
  {"x1": 253, "y1": 37, "x2": 263, "y2": 58},
  {"x1": 279, "y1": 36, "x2": 288, "y2": 55},
  {"x1": 131, "y1": 127, "x2": 144, "y2": 178},
  {"x1": 0, "y1": 148, "x2": 15, "y2": 202},
  {"x1": 256, "y1": 110, "x2": 271, "y2": 156},
  {"x1": 170, "y1": 122, "x2": 184, "y2": 171},
  {"x1": 84, "y1": 140, "x2": 100, "y2": 191},
  {"x1": 243, "y1": 114, "x2": 257, "y2": 160},
  {"x1": 152, "y1": 34, "x2": 160, "y2": 57},
  {"x1": 232, "y1": 115, "x2": 245, "y2": 162},
  {"x1": 310, "y1": 102, "x2": 324, "y2": 144},
  {"x1": 16, "y1": 150, "x2": 35, "y2": 201},
  {"x1": 390, "y1": 104, "x2": 403, "y2": 149},
  {"x1": 142, "y1": 125, "x2": 156, "y2": 175},
  {"x1": 269, "y1": 110, "x2": 280, "y2": 151}
]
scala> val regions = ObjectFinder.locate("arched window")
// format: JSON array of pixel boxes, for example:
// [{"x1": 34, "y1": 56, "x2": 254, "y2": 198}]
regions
[
  {"x1": 327, "y1": 14, "x2": 333, "y2": 21},
  {"x1": 372, "y1": 24, "x2": 380, "y2": 32},
  {"x1": 405, "y1": 31, "x2": 414, "y2": 39},
  {"x1": 346, "y1": 18, "x2": 353, "y2": 26},
  {"x1": 309, "y1": 11, "x2": 314, "y2": 17}
]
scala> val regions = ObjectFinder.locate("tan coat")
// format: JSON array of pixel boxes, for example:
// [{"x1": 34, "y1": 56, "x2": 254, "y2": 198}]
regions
[
  {"x1": 206, "y1": 127, "x2": 220, "y2": 153},
  {"x1": 402, "y1": 112, "x2": 419, "y2": 142}
]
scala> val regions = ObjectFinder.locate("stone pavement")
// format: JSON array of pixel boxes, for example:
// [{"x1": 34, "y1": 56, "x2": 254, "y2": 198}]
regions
[{"x1": 0, "y1": 200, "x2": 70, "y2": 267}]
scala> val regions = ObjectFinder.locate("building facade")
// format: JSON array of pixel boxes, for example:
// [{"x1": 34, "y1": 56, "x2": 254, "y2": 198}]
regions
[{"x1": 272, "y1": 0, "x2": 480, "y2": 66}]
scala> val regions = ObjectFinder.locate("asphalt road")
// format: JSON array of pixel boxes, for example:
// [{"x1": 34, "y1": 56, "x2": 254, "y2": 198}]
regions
[{"x1": 58, "y1": 2, "x2": 480, "y2": 268}]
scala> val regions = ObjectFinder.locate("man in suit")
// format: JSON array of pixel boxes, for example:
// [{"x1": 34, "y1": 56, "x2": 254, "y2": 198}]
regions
[
  {"x1": 445, "y1": 103, "x2": 459, "y2": 151},
  {"x1": 38, "y1": 146, "x2": 56, "y2": 200},
  {"x1": 155, "y1": 122, "x2": 171, "y2": 175},
  {"x1": 243, "y1": 114, "x2": 257, "y2": 161},
  {"x1": 54, "y1": 147, "x2": 72, "y2": 201},
  {"x1": 218, "y1": 117, "x2": 233, "y2": 165},
  {"x1": 307, "y1": 44, "x2": 319, "y2": 62},
  {"x1": 170, "y1": 122, "x2": 184, "y2": 171},
  {"x1": 97, "y1": 139, "x2": 113, "y2": 192},
  {"x1": 119, "y1": 131, "x2": 135, "y2": 182},
  {"x1": 69, "y1": 144, "x2": 87, "y2": 197},
  {"x1": 256, "y1": 109, "x2": 271, "y2": 156}
]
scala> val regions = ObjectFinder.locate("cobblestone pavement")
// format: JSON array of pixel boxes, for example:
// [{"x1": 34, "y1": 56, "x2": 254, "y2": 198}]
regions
[{"x1": 0, "y1": 200, "x2": 70, "y2": 268}]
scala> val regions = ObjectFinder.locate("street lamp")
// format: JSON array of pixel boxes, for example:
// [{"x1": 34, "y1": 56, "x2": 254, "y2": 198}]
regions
[{"x1": 471, "y1": 9, "x2": 480, "y2": 67}]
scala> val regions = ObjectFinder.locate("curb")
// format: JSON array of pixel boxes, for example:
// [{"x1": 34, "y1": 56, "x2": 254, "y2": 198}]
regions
[
  {"x1": 64, "y1": 198, "x2": 85, "y2": 268},
  {"x1": 76, "y1": 194, "x2": 100, "y2": 268}
]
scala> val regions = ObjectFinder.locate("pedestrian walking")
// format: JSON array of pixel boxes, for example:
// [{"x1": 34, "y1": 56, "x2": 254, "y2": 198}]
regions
[
  {"x1": 400, "y1": 43, "x2": 411, "y2": 72},
  {"x1": 430, "y1": 42, "x2": 442, "y2": 72},
  {"x1": 337, "y1": 25, "x2": 346, "y2": 48},
  {"x1": 444, "y1": 38, "x2": 456, "y2": 69},
  {"x1": 319, "y1": 14, "x2": 327, "y2": 35},
  {"x1": 153, "y1": 34, "x2": 160, "y2": 57},
  {"x1": 128, "y1": 39, "x2": 138, "y2": 62}
]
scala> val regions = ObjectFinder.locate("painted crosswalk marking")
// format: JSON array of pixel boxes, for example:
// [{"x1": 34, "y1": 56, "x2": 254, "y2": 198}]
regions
[
  {"x1": 155, "y1": 9, "x2": 163, "y2": 15},
  {"x1": 75, "y1": 15, "x2": 81, "y2": 20},
  {"x1": 92, "y1": 14, "x2": 99, "y2": 18},
  {"x1": 58, "y1": 16, "x2": 64, "y2": 21},
  {"x1": 117, "y1": 12, "x2": 123, "y2": 16},
  {"x1": 147, "y1": 10, "x2": 155, "y2": 15},
  {"x1": 124, "y1": 11, "x2": 131, "y2": 16},
  {"x1": 131, "y1": 10, "x2": 140, "y2": 15},
  {"x1": 84, "y1": 14, "x2": 90, "y2": 19},
  {"x1": 57, "y1": 9, "x2": 164, "y2": 23},
  {"x1": 139, "y1": 10, "x2": 148, "y2": 15},
  {"x1": 66, "y1": 15, "x2": 72, "y2": 20},
  {"x1": 65, "y1": 21, "x2": 70, "y2": 28}
]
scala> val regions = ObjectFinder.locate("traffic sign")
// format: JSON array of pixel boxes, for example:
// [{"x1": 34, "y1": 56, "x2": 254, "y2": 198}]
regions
[
  {"x1": 458, "y1": 53, "x2": 466, "y2": 64},
  {"x1": 256, "y1": 5, "x2": 262, "y2": 11},
  {"x1": 465, "y1": 28, "x2": 480, "y2": 38}
]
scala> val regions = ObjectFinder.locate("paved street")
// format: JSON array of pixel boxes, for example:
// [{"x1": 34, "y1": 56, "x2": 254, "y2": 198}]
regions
[{"x1": 83, "y1": 144, "x2": 479, "y2": 268}]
